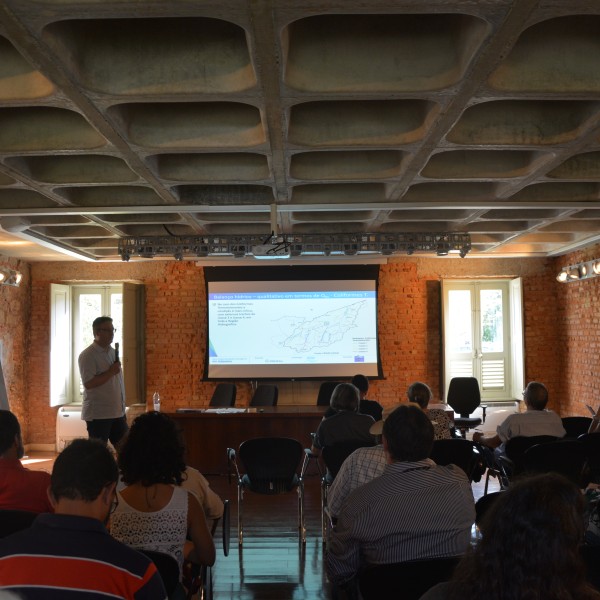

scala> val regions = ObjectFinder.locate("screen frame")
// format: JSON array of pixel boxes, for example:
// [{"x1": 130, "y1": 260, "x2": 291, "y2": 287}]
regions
[{"x1": 202, "y1": 265, "x2": 383, "y2": 381}]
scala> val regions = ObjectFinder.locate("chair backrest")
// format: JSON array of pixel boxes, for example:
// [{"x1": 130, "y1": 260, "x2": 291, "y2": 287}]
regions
[
  {"x1": 523, "y1": 439, "x2": 590, "y2": 487},
  {"x1": 579, "y1": 432, "x2": 600, "y2": 483},
  {"x1": 562, "y1": 416, "x2": 593, "y2": 438},
  {"x1": 504, "y1": 435, "x2": 559, "y2": 473},
  {"x1": 322, "y1": 440, "x2": 374, "y2": 480},
  {"x1": 358, "y1": 555, "x2": 462, "y2": 600},
  {"x1": 430, "y1": 438, "x2": 480, "y2": 481},
  {"x1": 139, "y1": 550, "x2": 180, "y2": 597},
  {"x1": 474, "y1": 490, "x2": 504, "y2": 530},
  {"x1": 238, "y1": 437, "x2": 304, "y2": 494},
  {"x1": 250, "y1": 384, "x2": 278, "y2": 407},
  {"x1": 446, "y1": 377, "x2": 481, "y2": 417},
  {"x1": 316, "y1": 381, "x2": 343, "y2": 406},
  {"x1": 0, "y1": 509, "x2": 37, "y2": 538},
  {"x1": 210, "y1": 383, "x2": 237, "y2": 407}
]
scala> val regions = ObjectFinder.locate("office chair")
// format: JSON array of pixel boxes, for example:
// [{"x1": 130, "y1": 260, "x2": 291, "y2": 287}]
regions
[
  {"x1": 317, "y1": 439, "x2": 375, "y2": 542},
  {"x1": 579, "y1": 432, "x2": 600, "y2": 484},
  {"x1": 358, "y1": 555, "x2": 463, "y2": 600},
  {"x1": 183, "y1": 499, "x2": 230, "y2": 600},
  {"x1": 0, "y1": 509, "x2": 37, "y2": 538},
  {"x1": 139, "y1": 550, "x2": 181, "y2": 599},
  {"x1": 562, "y1": 416, "x2": 593, "y2": 439},
  {"x1": 227, "y1": 437, "x2": 306, "y2": 545},
  {"x1": 522, "y1": 438, "x2": 591, "y2": 488},
  {"x1": 446, "y1": 377, "x2": 483, "y2": 436},
  {"x1": 495, "y1": 435, "x2": 561, "y2": 486},
  {"x1": 250, "y1": 384, "x2": 278, "y2": 407},
  {"x1": 316, "y1": 381, "x2": 343, "y2": 406},
  {"x1": 474, "y1": 490, "x2": 504, "y2": 533},
  {"x1": 209, "y1": 383, "x2": 237, "y2": 407},
  {"x1": 429, "y1": 438, "x2": 483, "y2": 482}
]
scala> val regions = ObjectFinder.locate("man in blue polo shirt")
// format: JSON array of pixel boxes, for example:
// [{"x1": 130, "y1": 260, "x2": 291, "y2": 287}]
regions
[{"x1": 0, "y1": 438, "x2": 166, "y2": 599}]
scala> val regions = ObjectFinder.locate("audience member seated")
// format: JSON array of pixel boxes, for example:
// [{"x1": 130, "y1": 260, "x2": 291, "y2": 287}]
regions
[
  {"x1": 326, "y1": 404, "x2": 475, "y2": 592},
  {"x1": 419, "y1": 472, "x2": 600, "y2": 600},
  {"x1": 322, "y1": 375, "x2": 383, "y2": 422},
  {"x1": 310, "y1": 383, "x2": 375, "y2": 479},
  {"x1": 111, "y1": 412, "x2": 215, "y2": 583},
  {"x1": 408, "y1": 381, "x2": 452, "y2": 440},
  {"x1": 0, "y1": 438, "x2": 166, "y2": 599},
  {"x1": 0, "y1": 410, "x2": 52, "y2": 513},
  {"x1": 181, "y1": 465, "x2": 224, "y2": 533},
  {"x1": 473, "y1": 381, "x2": 566, "y2": 459}
]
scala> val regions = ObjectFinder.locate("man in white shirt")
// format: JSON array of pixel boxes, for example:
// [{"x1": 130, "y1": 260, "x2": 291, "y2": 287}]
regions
[
  {"x1": 473, "y1": 381, "x2": 566, "y2": 458},
  {"x1": 78, "y1": 316, "x2": 128, "y2": 449}
]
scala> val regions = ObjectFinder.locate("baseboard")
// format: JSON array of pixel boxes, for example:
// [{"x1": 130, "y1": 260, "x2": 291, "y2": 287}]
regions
[{"x1": 25, "y1": 443, "x2": 56, "y2": 453}]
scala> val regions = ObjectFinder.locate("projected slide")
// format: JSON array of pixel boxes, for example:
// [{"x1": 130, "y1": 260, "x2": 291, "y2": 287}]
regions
[{"x1": 206, "y1": 279, "x2": 379, "y2": 379}]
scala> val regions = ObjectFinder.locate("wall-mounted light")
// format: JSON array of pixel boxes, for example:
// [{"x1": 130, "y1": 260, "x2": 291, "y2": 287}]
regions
[
  {"x1": 556, "y1": 259, "x2": 600, "y2": 283},
  {"x1": 0, "y1": 267, "x2": 23, "y2": 287}
]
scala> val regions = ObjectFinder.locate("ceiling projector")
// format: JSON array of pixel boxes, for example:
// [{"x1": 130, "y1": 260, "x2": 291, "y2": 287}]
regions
[{"x1": 251, "y1": 243, "x2": 290, "y2": 259}]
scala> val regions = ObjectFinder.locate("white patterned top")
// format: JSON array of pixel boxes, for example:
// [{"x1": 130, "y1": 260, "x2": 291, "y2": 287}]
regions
[{"x1": 111, "y1": 485, "x2": 188, "y2": 574}]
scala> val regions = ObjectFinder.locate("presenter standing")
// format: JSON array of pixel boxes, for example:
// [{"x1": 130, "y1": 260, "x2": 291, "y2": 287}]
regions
[{"x1": 78, "y1": 316, "x2": 128, "y2": 449}]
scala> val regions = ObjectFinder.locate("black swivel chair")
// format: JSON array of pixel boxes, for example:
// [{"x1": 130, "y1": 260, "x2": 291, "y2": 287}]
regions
[
  {"x1": 579, "y1": 432, "x2": 600, "y2": 484},
  {"x1": 316, "y1": 381, "x2": 343, "y2": 406},
  {"x1": 250, "y1": 384, "x2": 278, "y2": 407},
  {"x1": 209, "y1": 383, "x2": 237, "y2": 407},
  {"x1": 562, "y1": 416, "x2": 593, "y2": 439},
  {"x1": 522, "y1": 438, "x2": 591, "y2": 488},
  {"x1": 139, "y1": 550, "x2": 181, "y2": 599},
  {"x1": 227, "y1": 437, "x2": 306, "y2": 545},
  {"x1": 495, "y1": 434, "x2": 560, "y2": 486},
  {"x1": 0, "y1": 509, "x2": 37, "y2": 538},
  {"x1": 358, "y1": 555, "x2": 463, "y2": 600},
  {"x1": 429, "y1": 438, "x2": 483, "y2": 482},
  {"x1": 446, "y1": 377, "x2": 483, "y2": 437}
]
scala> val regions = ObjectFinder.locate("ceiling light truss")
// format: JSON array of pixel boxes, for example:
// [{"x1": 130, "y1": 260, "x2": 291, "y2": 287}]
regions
[
  {"x1": 556, "y1": 259, "x2": 600, "y2": 283},
  {"x1": 118, "y1": 232, "x2": 471, "y2": 262}
]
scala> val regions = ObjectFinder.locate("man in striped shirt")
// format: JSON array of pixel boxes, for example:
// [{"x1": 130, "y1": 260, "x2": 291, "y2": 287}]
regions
[
  {"x1": 0, "y1": 438, "x2": 166, "y2": 599},
  {"x1": 326, "y1": 404, "x2": 475, "y2": 589}
]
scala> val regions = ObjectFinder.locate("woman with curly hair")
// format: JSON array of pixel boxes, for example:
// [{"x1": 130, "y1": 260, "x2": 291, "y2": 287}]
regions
[
  {"x1": 110, "y1": 411, "x2": 215, "y2": 580},
  {"x1": 420, "y1": 472, "x2": 600, "y2": 600}
]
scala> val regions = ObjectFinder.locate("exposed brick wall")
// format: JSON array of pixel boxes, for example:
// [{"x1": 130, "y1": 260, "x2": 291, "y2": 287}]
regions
[
  {"x1": 0, "y1": 259, "x2": 30, "y2": 440},
  {"x1": 2, "y1": 249, "x2": 596, "y2": 445},
  {"x1": 554, "y1": 245, "x2": 600, "y2": 417}
]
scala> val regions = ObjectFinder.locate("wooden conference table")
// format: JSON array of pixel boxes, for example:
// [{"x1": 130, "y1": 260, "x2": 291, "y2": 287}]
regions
[{"x1": 170, "y1": 405, "x2": 327, "y2": 475}]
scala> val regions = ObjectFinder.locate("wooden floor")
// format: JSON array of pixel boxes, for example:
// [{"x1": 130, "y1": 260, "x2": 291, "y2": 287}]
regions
[
  {"x1": 23, "y1": 451, "x2": 498, "y2": 600},
  {"x1": 205, "y1": 469, "x2": 497, "y2": 600}
]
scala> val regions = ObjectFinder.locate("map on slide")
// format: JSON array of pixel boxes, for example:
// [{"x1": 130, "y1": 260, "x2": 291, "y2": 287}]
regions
[{"x1": 277, "y1": 300, "x2": 366, "y2": 352}]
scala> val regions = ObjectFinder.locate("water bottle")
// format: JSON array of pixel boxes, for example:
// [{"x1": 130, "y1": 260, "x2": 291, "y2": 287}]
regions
[{"x1": 152, "y1": 391, "x2": 161, "y2": 412}]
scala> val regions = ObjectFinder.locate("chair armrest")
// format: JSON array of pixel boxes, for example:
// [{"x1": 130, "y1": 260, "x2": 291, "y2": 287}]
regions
[{"x1": 226, "y1": 447, "x2": 241, "y2": 484}]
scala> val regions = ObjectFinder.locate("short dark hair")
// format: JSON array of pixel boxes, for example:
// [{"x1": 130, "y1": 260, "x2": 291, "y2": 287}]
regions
[
  {"x1": 118, "y1": 412, "x2": 186, "y2": 486},
  {"x1": 92, "y1": 316, "x2": 113, "y2": 330},
  {"x1": 330, "y1": 383, "x2": 360, "y2": 412},
  {"x1": 524, "y1": 381, "x2": 548, "y2": 410},
  {"x1": 0, "y1": 410, "x2": 20, "y2": 455},
  {"x1": 351, "y1": 374, "x2": 369, "y2": 394},
  {"x1": 51, "y1": 438, "x2": 118, "y2": 502},
  {"x1": 407, "y1": 381, "x2": 432, "y2": 409},
  {"x1": 383, "y1": 404, "x2": 434, "y2": 461}
]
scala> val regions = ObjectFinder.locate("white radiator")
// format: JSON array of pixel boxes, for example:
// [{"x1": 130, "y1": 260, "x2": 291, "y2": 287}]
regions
[{"x1": 56, "y1": 405, "x2": 87, "y2": 451}]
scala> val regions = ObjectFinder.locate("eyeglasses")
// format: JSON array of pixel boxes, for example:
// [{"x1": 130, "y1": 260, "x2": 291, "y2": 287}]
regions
[
  {"x1": 109, "y1": 494, "x2": 119, "y2": 516},
  {"x1": 97, "y1": 328, "x2": 116, "y2": 334}
]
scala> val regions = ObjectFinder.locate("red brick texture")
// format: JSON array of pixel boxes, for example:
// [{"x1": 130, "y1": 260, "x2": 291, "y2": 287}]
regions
[{"x1": 1, "y1": 247, "x2": 597, "y2": 445}]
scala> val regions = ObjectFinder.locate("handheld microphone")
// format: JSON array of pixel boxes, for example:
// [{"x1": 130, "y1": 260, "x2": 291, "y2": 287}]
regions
[{"x1": 114, "y1": 342, "x2": 120, "y2": 363}]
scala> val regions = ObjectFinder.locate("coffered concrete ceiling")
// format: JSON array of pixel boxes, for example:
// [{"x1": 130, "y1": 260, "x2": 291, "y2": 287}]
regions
[{"x1": 0, "y1": 0, "x2": 600, "y2": 262}]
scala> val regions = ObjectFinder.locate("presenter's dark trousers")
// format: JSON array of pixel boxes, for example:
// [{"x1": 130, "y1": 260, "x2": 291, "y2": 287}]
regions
[{"x1": 86, "y1": 415, "x2": 129, "y2": 450}]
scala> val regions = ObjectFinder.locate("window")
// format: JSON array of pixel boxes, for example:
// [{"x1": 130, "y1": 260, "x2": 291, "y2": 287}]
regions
[
  {"x1": 50, "y1": 282, "x2": 144, "y2": 407},
  {"x1": 442, "y1": 279, "x2": 524, "y2": 402}
]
